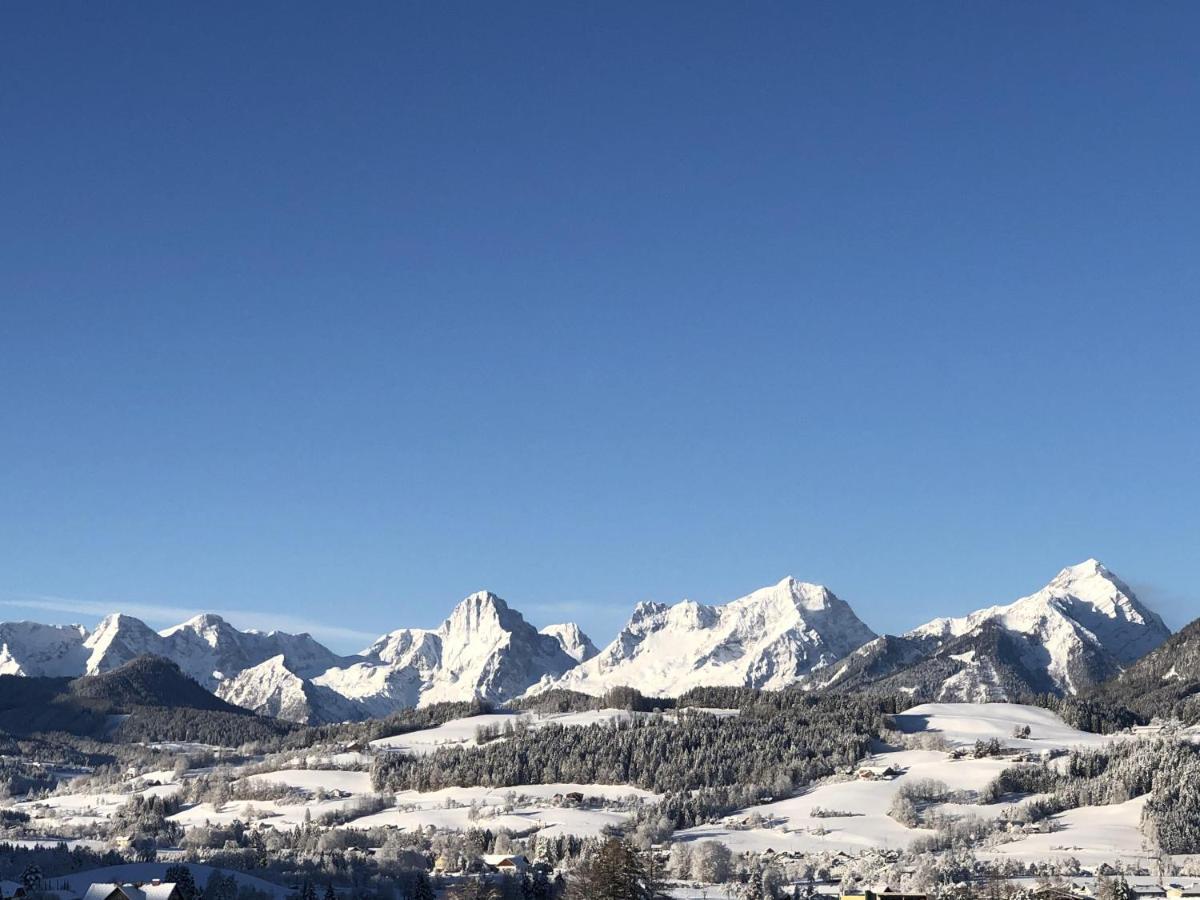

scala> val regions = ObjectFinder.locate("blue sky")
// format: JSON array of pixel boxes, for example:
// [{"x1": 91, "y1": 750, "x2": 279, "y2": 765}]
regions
[{"x1": 2, "y1": 3, "x2": 1197, "y2": 652}]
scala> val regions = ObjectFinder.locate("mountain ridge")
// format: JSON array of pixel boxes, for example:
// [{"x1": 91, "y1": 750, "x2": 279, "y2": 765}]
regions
[
  {"x1": 805, "y1": 559, "x2": 1172, "y2": 702},
  {"x1": 0, "y1": 560, "x2": 1175, "y2": 722}
]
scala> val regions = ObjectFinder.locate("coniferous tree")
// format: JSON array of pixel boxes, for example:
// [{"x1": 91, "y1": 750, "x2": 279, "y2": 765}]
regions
[
  {"x1": 567, "y1": 837, "x2": 659, "y2": 900},
  {"x1": 20, "y1": 864, "x2": 42, "y2": 893},
  {"x1": 166, "y1": 865, "x2": 199, "y2": 900}
]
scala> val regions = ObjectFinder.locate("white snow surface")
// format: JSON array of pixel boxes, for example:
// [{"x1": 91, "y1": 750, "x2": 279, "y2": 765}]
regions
[
  {"x1": 339, "y1": 783, "x2": 658, "y2": 837},
  {"x1": 980, "y1": 797, "x2": 1153, "y2": 868},
  {"x1": 892, "y1": 702, "x2": 1119, "y2": 750},
  {"x1": 677, "y1": 748, "x2": 1010, "y2": 855}
]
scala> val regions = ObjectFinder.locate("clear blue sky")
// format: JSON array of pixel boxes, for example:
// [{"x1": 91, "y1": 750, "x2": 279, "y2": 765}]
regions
[{"x1": 2, "y1": 3, "x2": 1197, "y2": 652}]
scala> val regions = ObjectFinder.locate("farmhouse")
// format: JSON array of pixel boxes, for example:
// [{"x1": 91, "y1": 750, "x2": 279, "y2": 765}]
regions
[
  {"x1": 856, "y1": 765, "x2": 901, "y2": 781},
  {"x1": 482, "y1": 854, "x2": 530, "y2": 874}
]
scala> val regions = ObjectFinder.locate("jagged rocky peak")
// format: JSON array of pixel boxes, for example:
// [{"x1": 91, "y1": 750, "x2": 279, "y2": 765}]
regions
[
  {"x1": 439, "y1": 590, "x2": 522, "y2": 636},
  {"x1": 418, "y1": 589, "x2": 580, "y2": 706},
  {"x1": 83, "y1": 613, "x2": 166, "y2": 674},
  {"x1": 540, "y1": 623, "x2": 599, "y2": 663},
  {"x1": 531, "y1": 576, "x2": 877, "y2": 698},
  {"x1": 1042, "y1": 559, "x2": 1168, "y2": 661},
  {"x1": 363, "y1": 627, "x2": 441, "y2": 667},
  {"x1": 163, "y1": 611, "x2": 231, "y2": 633}
]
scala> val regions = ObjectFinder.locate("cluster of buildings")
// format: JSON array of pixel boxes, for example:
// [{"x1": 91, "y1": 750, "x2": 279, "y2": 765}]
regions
[{"x1": 81, "y1": 884, "x2": 182, "y2": 900}]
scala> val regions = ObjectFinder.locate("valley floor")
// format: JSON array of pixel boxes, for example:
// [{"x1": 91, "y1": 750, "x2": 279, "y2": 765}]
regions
[{"x1": 4, "y1": 702, "x2": 1197, "y2": 896}]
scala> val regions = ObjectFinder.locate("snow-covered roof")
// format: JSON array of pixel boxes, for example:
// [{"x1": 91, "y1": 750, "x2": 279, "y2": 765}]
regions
[
  {"x1": 481, "y1": 854, "x2": 528, "y2": 868},
  {"x1": 83, "y1": 884, "x2": 129, "y2": 900},
  {"x1": 81, "y1": 882, "x2": 177, "y2": 900}
]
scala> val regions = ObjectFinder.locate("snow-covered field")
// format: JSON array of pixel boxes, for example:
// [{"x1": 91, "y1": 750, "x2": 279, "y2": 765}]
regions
[
  {"x1": 893, "y1": 702, "x2": 1118, "y2": 750},
  {"x1": 677, "y1": 748, "x2": 1010, "y2": 854},
  {"x1": 341, "y1": 783, "x2": 659, "y2": 837},
  {"x1": 676, "y1": 704, "x2": 1145, "y2": 862},
  {"x1": 981, "y1": 797, "x2": 1153, "y2": 868},
  {"x1": 0, "y1": 701, "x2": 1184, "y2": 877},
  {"x1": 244, "y1": 767, "x2": 373, "y2": 795}
]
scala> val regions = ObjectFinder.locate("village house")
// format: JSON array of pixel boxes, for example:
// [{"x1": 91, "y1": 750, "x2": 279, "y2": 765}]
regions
[
  {"x1": 1029, "y1": 886, "x2": 1086, "y2": 900},
  {"x1": 82, "y1": 882, "x2": 181, "y2": 900},
  {"x1": 1166, "y1": 886, "x2": 1200, "y2": 899},
  {"x1": 841, "y1": 889, "x2": 927, "y2": 900},
  {"x1": 482, "y1": 854, "x2": 530, "y2": 875}
]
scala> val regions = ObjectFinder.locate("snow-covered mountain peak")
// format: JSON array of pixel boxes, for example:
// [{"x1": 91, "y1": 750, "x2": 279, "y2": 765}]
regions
[
  {"x1": 92, "y1": 612, "x2": 148, "y2": 632},
  {"x1": 159, "y1": 612, "x2": 236, "y2": 641},
  {"x1": 439, "y1": 590, "x2": 514, "y2": 636},
  {"x1": 665, "y1": 599, "x2": 719, "y2": 631},
  {"x1": 531, "y1": 578, "x2": 876, "y2": 698},
  {"x1": 737, "y1": 576, "x2": 838, "y2": 614},
  {"x1": 540, "y1": 623, "x2": 599, "y2": 663},
  {"x1": 83, "y1": 613, "x2": 164, "y2": 675},
  {"x1": 628, "y1": 601, "x2": 669, "y2": 627},
  {"x1": 897, "y1": 560, "x2": 1172, "y2": 699},
  {"x1": 416, "y1": 590, "x2": 579, "y2": 706},
  {"x1": 0, "y1": 562, "x2": 1171, "y2": 723},
  {"x1": 1043, "y1": 559, "x2": 1148, "y2": 617}
]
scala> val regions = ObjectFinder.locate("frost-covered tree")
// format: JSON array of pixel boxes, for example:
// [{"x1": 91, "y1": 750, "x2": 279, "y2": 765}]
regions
[{"x1": 689, "y1": 841, "x2": 732, "y2": 884}]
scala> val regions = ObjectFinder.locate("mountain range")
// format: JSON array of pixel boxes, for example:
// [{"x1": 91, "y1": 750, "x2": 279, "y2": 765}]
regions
[{"x1": 0, "y1": 559, "x2": 1178, "y2": 723}]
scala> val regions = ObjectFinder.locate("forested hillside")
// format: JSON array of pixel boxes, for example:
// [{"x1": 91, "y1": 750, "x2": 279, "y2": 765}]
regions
[{"x1": 372, "y1": 690, "x2": 896, "y2": 795}]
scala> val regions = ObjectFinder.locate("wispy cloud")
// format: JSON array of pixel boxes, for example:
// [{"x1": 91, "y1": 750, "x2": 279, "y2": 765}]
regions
[{"x1": 0, "y1": 592, "x2": 378, "y2": 650}]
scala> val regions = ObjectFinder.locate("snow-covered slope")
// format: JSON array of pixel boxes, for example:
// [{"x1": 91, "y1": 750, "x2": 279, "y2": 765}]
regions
[
  {"x1": 812, "y1": 560, "x2": 1171, "y2": 702},
  {"x1": 0, "y1": 621, "x2": 89, "y2": 676},
  {"x1": 216, "y1": 655, "x2": 361, "y2": 725},
  {"x1": 531, "y1": 576, "x2": 877, "y2": 697}
]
